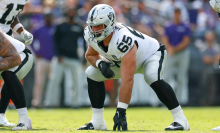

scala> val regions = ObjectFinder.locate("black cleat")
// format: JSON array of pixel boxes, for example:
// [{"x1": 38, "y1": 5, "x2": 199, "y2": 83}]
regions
[
  {"x1": 165, "y1": 122, "x2": 184, "y2": 131},
  {"x1": 78, "y1": 122, "x2": 95, "y2": 130}
]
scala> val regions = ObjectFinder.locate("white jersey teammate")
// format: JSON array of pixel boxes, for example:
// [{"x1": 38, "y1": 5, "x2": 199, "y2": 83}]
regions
[
  {"x1": 0, "y1": 0, "x2": 33, "y2": 129},
  {"x1": 0, "y1": 0, "x2": 33, "y2": 43},
  {"x1": 78, "y1": 4, "x2": 190, "y2": 131},
  {"x1": 209, "y1": 0, "x2": 220, "y2": 131}
]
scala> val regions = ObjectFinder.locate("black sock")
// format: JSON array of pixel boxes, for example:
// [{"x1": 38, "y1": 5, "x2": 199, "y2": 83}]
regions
[
  {"x1": 0, "y1": 84, "x2": 10, "y2": 113},
  {"x1": 1, "y1": 71, "x2": 26, "y2": 109},
  {"x1": 150, "y1": 80, "x2": 179, "y2": 110},
  {"x1": 87, "y1": 78, "x2": 105, "y2": 108}
]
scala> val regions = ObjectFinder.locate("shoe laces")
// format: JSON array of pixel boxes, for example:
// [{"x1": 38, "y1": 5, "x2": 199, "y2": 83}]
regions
[{"x1": 16, "y1": 123, "x2": 25, "y2": 127}]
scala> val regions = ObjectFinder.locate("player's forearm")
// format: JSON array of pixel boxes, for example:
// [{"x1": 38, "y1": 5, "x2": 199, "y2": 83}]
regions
[
  {"x1": 119, "y1": 79, "x2": 134, "y2": 104},
  {"x1": 85, "y1": 54, "x2": 102, "y2": 68},
  {"x1": 174, "y1": 37, "x2": 190, "y2": 53},
  {"x1": 11, "y1": 17, "x2": 24, "y2": 34},
  {"x1": 0, "y1": 56, "x2": 21, "y2": 71},
  {"x1": 0, "y1": 32, "x2": 21, "y2": 71},
  {"x1": 11, "y1": 16, "x2": 20, "y2": 29},
  {"x1": 162, "y1": 37, "x2": 172, "y2": 51},
  {"x1": 174, "y1": 43, "x2": 188, "y2": 53}
]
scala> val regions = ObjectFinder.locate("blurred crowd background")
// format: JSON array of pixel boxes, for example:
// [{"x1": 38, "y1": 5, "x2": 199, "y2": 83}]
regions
[{"x1": 5, "y1": 0, "x2": 220, "y2": 108}]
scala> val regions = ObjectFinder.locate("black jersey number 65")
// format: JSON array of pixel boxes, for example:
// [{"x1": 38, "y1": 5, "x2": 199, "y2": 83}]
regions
[{"x1": 117, "y1": 35, "x2": 132, "y2": 53}]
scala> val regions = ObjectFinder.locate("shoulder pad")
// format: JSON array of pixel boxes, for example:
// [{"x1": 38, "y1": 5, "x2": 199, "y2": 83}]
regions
[{"x1": 84, "y1": 26, "x2": 90, "y2": 43}]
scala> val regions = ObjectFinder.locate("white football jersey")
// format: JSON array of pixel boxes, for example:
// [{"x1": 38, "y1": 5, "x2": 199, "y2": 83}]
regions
[
  {"x1": 0, "y1": 0, "x2": 27, "y2": 33},
  {"x1": 84, "y1": 23, "x2": 160, "y2": 70},
  {"x1": 3, "y1": 31, "x2": 25, "y2": 53}
]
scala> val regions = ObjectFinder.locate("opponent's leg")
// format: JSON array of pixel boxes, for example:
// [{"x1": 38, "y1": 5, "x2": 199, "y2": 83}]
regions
[
  {"x1": 0, "y1": 84, "x2": 15, "y2": 127},
  {"x1": 1, "y1": 71, "x2": 32, "y2": 130}
]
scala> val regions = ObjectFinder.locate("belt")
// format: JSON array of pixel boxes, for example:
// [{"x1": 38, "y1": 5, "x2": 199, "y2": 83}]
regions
[{"x1": 23, "y1": 47, "x2": 32, "y2": 54}]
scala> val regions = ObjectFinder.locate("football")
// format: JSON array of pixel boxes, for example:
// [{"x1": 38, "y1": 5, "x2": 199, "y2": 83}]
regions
[{"x1": 210, "y1": 0, "x2": 220, "y2": 13}]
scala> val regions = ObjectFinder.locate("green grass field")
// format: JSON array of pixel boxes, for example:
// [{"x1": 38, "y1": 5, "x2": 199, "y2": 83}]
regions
[{"x1": 1, "y1": 107, "x2": 220, "y2": 133}]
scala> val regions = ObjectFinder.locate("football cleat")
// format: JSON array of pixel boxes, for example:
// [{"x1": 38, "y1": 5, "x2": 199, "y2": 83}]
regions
[
  {"x1": 212, "y1": 126, "x2": 220, "y2": 131},
  {"x1": 11, "y1": 123, "x2": 30, "y2": 131},
  {"x1": 165, "y1": 122, "x2": 190, "y2": 131},
  {"x1": 11, "y1": 117, "x2": 32, "y2": 131},
  {"x1": 165, "y1": 122, "x2": 183, "y2": 130},
  {"x1": 0, "y1": 114, "x2": 15, "y2": 127},
  {"x1": 78, "y1": 121, "x2": 107, "y2": 130},
  {"x1": 78, "y1": 122, "x2": 95, "y2": 130},
  {"x1": 165, "y1": 114, "x2": 190, "y2": 131}
]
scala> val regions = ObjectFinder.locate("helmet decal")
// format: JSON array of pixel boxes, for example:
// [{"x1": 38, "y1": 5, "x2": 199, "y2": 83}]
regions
[
  {"x1": 90, "y1": 8, "x2": 97, "y2": 22},
  {"x1": 107, "y1": 12, "x2": 114, "y2": 21}
]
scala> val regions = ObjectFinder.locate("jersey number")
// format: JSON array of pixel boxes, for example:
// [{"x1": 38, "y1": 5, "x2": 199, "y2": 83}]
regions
[
  {"x1": 117, "y1": 35, "x2": 132, "y2": 53},
  {"x1": 122, "y1": 24, "x2": 145, "y2": 39},
  {"x1": 0, "y1": 4, "x2": 24, "y2": 25}
]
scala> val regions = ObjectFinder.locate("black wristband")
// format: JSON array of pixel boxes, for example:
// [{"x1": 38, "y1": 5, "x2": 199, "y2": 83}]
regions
[{"x1": 98, "y1": 61, "x2": 103, "y2": 68}]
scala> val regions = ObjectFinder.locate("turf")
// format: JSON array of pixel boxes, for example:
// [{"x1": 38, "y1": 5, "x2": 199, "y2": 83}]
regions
[{"x1": 1, "y1": 107, "x2": 220, "y2": 132}]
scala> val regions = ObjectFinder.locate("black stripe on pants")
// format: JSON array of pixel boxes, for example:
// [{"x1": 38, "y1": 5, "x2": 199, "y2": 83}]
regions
[{"x1": 158, "y1": 49, "x2": 164, "y2": 81}]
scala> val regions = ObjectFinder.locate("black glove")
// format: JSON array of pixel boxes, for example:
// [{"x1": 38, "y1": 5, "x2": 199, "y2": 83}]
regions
[
  {"x1": 98, "y1": 61, "x2": 115, "y2": 79},
  {"x1": 113, "y1": 108, "x2": 127, "y2": 131}
]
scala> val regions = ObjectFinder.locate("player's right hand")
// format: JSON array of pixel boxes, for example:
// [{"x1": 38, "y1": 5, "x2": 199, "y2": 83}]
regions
[
  {"x1": 98, "y1": 61, "x2": 115, "y2": 79},
  {"x1": 113, "y1": 108, "x2": 128, "y2": 131}
]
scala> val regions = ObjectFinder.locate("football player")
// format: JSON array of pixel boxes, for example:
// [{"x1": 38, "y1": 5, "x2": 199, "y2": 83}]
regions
[
  {"x1": 0, "y1": 0, "x2": 33, "y2": 127},
  {"x1": 78, "y1": 4, "x2": 190, "y2": 131},
  {"x1": 209, "y1": 0, "x2": 220, "y2": 131},
  {"x1": 0, "y1": 29, "x2": 33, "y2": 130}
]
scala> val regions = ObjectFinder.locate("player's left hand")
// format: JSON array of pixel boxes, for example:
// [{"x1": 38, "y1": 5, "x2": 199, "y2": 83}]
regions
[
  {"x1": 113, "y1": 108, "x2": 127, "y2": 131},
  {"x1": 21, "y1": 30, "x2": 33, "y2": 45}
]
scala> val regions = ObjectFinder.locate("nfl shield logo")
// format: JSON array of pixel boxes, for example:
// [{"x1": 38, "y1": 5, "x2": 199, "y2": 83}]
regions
[{"x1": 112, "y1": 55, "x2": 118, "y2": 60}]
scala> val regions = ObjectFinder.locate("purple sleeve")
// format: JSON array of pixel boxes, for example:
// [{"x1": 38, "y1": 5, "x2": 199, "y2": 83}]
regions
[{"x1": 163, "y1": 26, "x2": 169, "y2": 37}]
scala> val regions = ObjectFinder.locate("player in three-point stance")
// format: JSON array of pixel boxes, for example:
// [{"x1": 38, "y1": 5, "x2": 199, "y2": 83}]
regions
[
  {"x1": 0, "y1": 0, "x2": 33, "y2": 130},
  {"x1": 78, "y1": 4, "x2": 190, "y2": 131},
  {"x1": 0, "y1": 29, "x2": 33, "y2": 130}
]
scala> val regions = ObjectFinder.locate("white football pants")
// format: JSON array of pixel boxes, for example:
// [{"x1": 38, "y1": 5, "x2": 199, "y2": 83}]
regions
[{"x1": 86, "y1": 50, "x2": 167, "y2": 86}]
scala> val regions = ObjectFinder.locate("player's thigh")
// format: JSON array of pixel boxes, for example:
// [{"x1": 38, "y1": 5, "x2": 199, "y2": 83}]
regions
[
  {"x1": 85, "y1": 65, "x2": 121, "y2": 82},
  {"x1": 143, "y1": 50, "x2": 167, "y2": 85},
  {"x1": 16, "y1": 52, "x2": 34, "y2": 80}
]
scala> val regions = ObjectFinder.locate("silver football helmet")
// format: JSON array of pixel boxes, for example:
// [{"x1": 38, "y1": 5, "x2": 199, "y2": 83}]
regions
[
  {"x1": 210, "y1": 0, "x2": 220, "y2": 13},
  {"x1": 86, "y1": 4, "x2": 117, "y2": 43}
]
